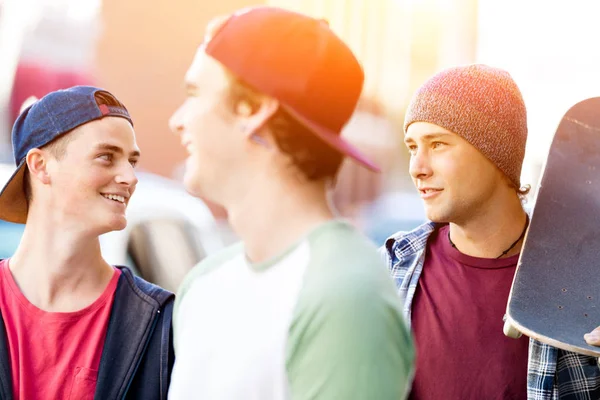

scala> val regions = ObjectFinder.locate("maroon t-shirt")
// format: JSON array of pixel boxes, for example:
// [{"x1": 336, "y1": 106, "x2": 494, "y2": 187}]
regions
[{"x1": 409, "y1": 225, "x2": 529, "y2": 400}]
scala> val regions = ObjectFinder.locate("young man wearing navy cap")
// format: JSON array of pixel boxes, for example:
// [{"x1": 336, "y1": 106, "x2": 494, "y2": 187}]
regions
[
  {"x1": 167, "y1": 6, "x2": 414, "y2": 400},
  {"x1": 0, "y1": 86, "x2": 174, "y2": 399}
]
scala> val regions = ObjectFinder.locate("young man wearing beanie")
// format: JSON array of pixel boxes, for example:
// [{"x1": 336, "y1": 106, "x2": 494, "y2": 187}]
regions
[
  {"x1": 167, "y1": 6, "x2": 414, "y2": 400},
  {"x1": 0, "y1": 86, "x2": 174, "y2": 399},
  {"x1": 382, "y1": 64, "x2": 600, "y2": 399}
]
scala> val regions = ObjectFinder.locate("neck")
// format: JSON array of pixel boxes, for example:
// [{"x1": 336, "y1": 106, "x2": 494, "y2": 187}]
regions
[
  {"x1": 448, "y1": 195, "x2": 528, "y2": 259},
  {"x1": 9, "y1": 210, "x2": 114, "y2": 312},
  {"x1": 225, "y1": 175, "x2": 335, "y2": 263}
]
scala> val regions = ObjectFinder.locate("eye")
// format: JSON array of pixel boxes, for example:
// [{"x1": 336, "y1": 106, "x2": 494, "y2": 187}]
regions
[
  {"x1": 98, "y1": 153, "x2": 113, "y2": 162},
  {"x1": 129, "y1": 159, "x2": 138, "y2": 168},
  {"x1": 432, "y1": 141, "x2": 445, "y2": 149},
  {"x1": 406, "y1": 144, "x2": 417, "y2": 155}
]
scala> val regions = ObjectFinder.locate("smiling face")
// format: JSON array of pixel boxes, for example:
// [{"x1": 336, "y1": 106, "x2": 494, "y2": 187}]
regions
[
  {"x1": 169, "y1": 48, "x2": 251, "y2": 203},
  {"x1": 31, "y1": 116, "x2": 140, "y2": 234},
  {"x1": 404, "y1": 122, "x2": 510, "y2": 223}
]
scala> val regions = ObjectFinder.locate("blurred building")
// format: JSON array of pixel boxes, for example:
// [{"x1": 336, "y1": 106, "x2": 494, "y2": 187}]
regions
[{"x1": 0, "y1": 0, "x2": 100, "y2": 161}]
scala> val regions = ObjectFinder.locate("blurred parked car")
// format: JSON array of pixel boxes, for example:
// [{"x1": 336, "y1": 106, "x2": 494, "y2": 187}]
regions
[{"x1": 0, "y1": 163, "x2": 224, "y2": 292}]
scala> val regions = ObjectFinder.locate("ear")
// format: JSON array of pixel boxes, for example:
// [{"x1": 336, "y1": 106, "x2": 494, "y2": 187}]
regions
[
  {"x1": 239, "y1": 97, "x2": 279, "y2": 138},
  {"x1": 25, "y1": 148, "x2": 51, "y2": 185}
]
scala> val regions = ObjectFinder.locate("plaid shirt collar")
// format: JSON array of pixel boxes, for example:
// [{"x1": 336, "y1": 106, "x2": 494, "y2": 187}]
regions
[{"x1": 381, "y1": 222, "x2": 600, "y2": 400}]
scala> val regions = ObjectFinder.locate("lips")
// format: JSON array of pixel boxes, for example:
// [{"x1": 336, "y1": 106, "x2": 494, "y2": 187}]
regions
[
  {"x1": 101, "y1": 193, "x2": 129, "y2": 206},
  {"x1": 181, "y1": 136, "x2": 194, "y2": 155},
  {"x1": 418, "y1": 188, "x2": 443, "y2": 199}
]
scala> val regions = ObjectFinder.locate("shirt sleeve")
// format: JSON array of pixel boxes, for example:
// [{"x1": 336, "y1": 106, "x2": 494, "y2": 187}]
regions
[{"x1": 285, "y1": 254, "x2": 415, "y2": 400}]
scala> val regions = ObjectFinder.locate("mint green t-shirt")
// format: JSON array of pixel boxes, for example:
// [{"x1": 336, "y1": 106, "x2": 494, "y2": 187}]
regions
[{"x1": 168, "y1": 220, "x2": 414, "y2": 399}]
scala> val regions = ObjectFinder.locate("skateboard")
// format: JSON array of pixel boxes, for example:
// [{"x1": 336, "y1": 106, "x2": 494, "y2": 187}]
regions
[{"x1": 503, "y1": 97, "x2": 600, "y2": 357}]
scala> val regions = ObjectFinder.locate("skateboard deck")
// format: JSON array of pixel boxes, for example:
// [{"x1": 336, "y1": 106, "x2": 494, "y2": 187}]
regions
[{"x1": 504, "y1": 97, "x2": 600, "y2": 357}]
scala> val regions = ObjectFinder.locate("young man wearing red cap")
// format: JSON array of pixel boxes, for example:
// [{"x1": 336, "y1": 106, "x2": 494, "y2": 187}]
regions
[
  {"x1": 167, "y1": 6, "x2": 414, "y2": 400},
  {"x1": 383, "y1": 64, "x2": 600, "y2": 399},
  {"x1": 0, "y1": 87, "x2": 174, "y2": 399}
]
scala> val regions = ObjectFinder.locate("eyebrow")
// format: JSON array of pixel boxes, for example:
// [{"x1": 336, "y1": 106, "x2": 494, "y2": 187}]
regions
[
  {"x1": 94, "y1": 143, "x2": 141, "y2": 158},
  {"x1": 404, "y1": 132, "x2": 453, "y2": 143}
]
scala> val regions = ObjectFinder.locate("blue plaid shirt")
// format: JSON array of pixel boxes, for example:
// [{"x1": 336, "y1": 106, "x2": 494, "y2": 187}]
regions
[{"x1": 381, "y1": 222, "x2": 600, "y2": 400}]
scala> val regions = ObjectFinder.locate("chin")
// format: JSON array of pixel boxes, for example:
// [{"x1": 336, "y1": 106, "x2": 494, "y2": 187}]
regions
[
  {"x1": 183, "y1": 170, "x2": 207, "y2": 199},
  {"x1": 103, "y1": 215, "x2": 128, "y2": 233},
  {"x1": 424, "y1": 207, "x2": 451, "y2": 224},
  {"x1": 112, "y1": 221, "x2": 128, "y2": 232},
  {"x1": 183, "y1": 179, "x2": 202, "y2": 199}
]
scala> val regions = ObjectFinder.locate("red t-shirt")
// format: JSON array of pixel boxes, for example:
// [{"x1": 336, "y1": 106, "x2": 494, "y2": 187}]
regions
[
  {"x1": 409, "y1": 225, "x2": 529, "y2": 400},
  {"x1": 0, "y1": 259, "x2": 120, "y2": 400}
]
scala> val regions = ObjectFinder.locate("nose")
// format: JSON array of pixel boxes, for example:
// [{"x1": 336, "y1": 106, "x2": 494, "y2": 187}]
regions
[
  {"x1": 409, "y1": 149, "x2": 433, "y2": 181},
  {"x1": 115, "y1": 162, "x2": 139, "y2": 190}
]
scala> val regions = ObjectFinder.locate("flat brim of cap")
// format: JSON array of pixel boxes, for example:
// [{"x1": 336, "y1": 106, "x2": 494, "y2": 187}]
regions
[
  {"x1": 281, "y1": 104, "x2": 381, "y2": 173},
  {"x1": 0, "y1": 161, "x2": 28, "y2": 224}
]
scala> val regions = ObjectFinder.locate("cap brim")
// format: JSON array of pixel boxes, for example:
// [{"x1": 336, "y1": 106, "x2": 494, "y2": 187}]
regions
[
  {"x1": 0, "y1": 161, "x2": 28, "y2": 224},
  {"x1": 281, "y1": 104, "x2": 381, "y2": 173}
]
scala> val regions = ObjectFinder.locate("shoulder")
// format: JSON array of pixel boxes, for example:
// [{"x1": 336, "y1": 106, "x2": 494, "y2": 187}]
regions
[
  {"x1": 117, "y1": 266, "x2": 174, "y2": 306},
  {"x1": 380, "y1": 221, "x2": 436, "y2": 265},
  {"x1": 306, "y1": 221, "x2": 384, "y2": 278},
  {"x1": 286, "y1": 223, "x2": 414, "y2": 397},
  {"x1": 297, "y1": 221, "x2": 399, "y2": 311},
  {"x1": 176, "y1": 242, "x2": 244, "y2": 301}
]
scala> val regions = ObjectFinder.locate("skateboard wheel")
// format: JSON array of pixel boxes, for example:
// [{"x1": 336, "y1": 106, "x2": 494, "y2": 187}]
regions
[{"x1": 503, "y1": 320, "x2": 522, "y2": 339}]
